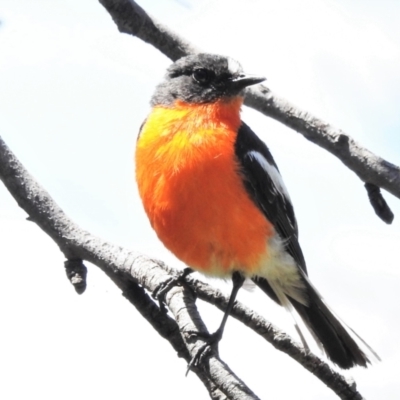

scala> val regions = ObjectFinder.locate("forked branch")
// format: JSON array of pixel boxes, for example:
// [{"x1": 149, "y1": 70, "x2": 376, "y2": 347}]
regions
[{"x1": 0, "y1": 134, "x2": 363, "y2": 399}]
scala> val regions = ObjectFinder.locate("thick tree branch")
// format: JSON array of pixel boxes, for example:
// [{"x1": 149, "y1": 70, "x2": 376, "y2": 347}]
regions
[
  {"x1": 98, "y1": 0, "x2": 198, "y2": 60},
  {"x1": 0, "y1": 135, "x2": 365, "y2": 399},
  {"x1": 119, "y1": 279, "x2": 228, "y2": 400},
  {"x1": 0, "y1": 135, "x2": 257, "y2": 399},
  {"x1": 245, "y1": 87, "x2": 398, "y2": 223},
  {"x1": 98, "y1": 0, "x2": 398, "y2": 223}
]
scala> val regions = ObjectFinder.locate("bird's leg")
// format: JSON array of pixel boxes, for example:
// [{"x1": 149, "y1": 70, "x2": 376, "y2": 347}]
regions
[
  {"x1": 186, "y1": 272, "x2": 245, "y2": 373},
  {"x1": 212, "y1": 272, "x2": 245, "y2": 341},
  {"x1": 152, "y1": 267, "x2": 194, "y2": 312}
]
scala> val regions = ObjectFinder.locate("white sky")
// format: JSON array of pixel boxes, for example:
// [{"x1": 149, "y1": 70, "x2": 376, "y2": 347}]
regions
[{"x1": 1, "y1": 0, "x2": 400, "y2": 399}]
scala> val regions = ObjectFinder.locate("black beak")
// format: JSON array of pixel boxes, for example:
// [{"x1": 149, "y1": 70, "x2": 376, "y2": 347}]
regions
[{"x1": 230, "y1": 74, "x2": 266, "y2": 91}]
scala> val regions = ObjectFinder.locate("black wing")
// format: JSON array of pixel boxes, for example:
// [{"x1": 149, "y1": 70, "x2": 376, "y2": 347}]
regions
[
  {"x1": 235, "y1": 125, "x2": 377, "y2": 368},
  {"x1": 234, "y1": 121, "x2": 307, "y2": 275}
]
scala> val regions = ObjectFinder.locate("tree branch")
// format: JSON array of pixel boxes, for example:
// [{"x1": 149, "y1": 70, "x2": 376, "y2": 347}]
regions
[
  {"x1": 98, "y1": 0, "x2": 198, "y2": 60},
  {"x1": 186, "y1": 275, "x2": 363, "y2": 400},
  {"x1": 98, "y1": 0, "x2": 398, "y2": 224},
  {"x1": 1, "y1": 1, "x2": 387, "y2": 397},
  {"x1": 0, "y1": 133, "x2": 365, "y2": 399},
  {"x1": 245, "y1": 87, "x2": 398, "y2": 224},
  {"x1": 0, "y1": 135, "x2": 257, "y2": 399}
]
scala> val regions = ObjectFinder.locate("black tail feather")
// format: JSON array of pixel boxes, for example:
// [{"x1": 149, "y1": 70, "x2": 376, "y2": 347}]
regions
[
  {"x1": 290, "y1": 296, "x2": 369, "y2": 369},
  {"x1": 254, "y1": 275, "x2": 374, "y2": 369}
]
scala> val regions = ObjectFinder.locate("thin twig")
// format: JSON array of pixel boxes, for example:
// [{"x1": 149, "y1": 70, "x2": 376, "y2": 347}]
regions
[{"x1": 364, "y1": 183, "x2": 394, "y2": 224}]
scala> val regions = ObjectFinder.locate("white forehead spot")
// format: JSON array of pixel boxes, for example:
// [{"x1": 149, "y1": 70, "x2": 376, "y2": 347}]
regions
[{"x1": 227, "y1": 58, "x2": 242, "y2": 75}]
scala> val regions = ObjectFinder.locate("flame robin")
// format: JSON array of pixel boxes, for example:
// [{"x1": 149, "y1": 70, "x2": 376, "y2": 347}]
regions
[{"x1": 135, "y1": 53, "x2": 377, "y2": 369}]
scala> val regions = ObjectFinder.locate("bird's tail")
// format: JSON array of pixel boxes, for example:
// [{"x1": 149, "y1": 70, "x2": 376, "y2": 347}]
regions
[{"x1": 254, "y1": 272, "x2": 379, "y2": 369}]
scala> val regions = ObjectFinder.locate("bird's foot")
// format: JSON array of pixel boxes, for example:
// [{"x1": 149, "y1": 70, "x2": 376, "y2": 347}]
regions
[
  {"x1": 152, "y1": 267, "x2": 194, "y2": 313},
  {"x1": 185, "y1": 328, "x2": 223, "y2": 375}
]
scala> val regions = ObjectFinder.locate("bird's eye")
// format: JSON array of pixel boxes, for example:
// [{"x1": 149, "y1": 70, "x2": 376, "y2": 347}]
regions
[{"x1": 192, "y1": 68, "x2": 214, "y2": 84}]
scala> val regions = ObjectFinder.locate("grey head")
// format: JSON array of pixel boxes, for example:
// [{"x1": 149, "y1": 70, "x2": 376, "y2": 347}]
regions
[{"x1": 151, "y1": 53, "x2": 265, "y2": 106}]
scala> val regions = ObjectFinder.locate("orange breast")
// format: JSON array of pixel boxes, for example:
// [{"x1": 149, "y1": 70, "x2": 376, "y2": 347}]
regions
[{"x1": 135, "y1": 98, "x2": 274, "y2": 276}]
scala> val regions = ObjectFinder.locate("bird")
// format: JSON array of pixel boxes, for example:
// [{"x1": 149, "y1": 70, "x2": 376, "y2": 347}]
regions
[{"x1": 135, "y1": 53, "x2": 377, "y2": 369}]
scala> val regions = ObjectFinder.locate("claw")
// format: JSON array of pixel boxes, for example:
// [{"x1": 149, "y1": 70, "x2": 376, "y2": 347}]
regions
[
  {"x1": 185, "y1": 328, "x2": 223, "y2": 375},
  {"x1": 186, "y1": 342, "x2": 212, "y2": 376},
  {"x1": 152, "y1": 268, "x2": 193, "y2": 312}
]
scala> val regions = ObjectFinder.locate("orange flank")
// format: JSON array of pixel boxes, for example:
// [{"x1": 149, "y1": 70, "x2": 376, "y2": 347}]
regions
[{"x1": 136, "y1": 97, "x2": 274, "y2": 276}]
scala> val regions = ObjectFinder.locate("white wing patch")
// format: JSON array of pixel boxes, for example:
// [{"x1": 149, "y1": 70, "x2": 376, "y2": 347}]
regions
[{"x1": 247, "y1": 150, "x2": 292, "y2": 202}]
